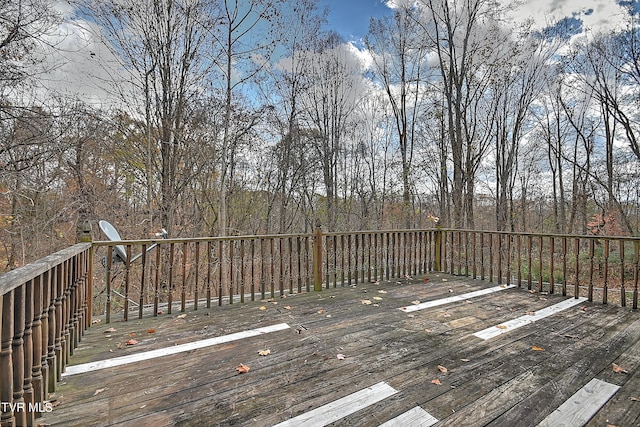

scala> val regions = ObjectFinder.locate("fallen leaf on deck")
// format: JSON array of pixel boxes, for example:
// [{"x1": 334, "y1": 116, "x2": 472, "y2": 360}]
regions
[
  {"x1": 526, "y1": 311, "x2": 536, "y2": 316},
  {"x1": 443, "y1": 313, "x2": 451, "y2": 317},
  {"x1": 236, "y1": 364, "x2": 250, "y2": 374},
  {"x1": 496, "y1": 325, "x2": 508, "y2": 330},
  {"x1": 373, "y1": 296, "x2": 383, "y2": 301},
  {"x1": 157, "y1": 310, "x2": 163, "y2": 315},
  {"x1": 531, "y1": 346, "x2": 544, "y2": 351},
  {"x1": 284, "y1": 306, "x2": 292, "y2": 310},
  {"x1": 337, "y1": 354, "x2": 346, "y2": 360},
  {"x1": 259, "y1": 306, "x2": 267, "y2": 311},
  {"x1": 116, "y1": 342, "x2": 123, "y2": 349},
  {"x1": 125, "y1": 339, "x2": 138, "y2": 346},
  {"x1": 422, "y1": 277, "x2": 430, "y2": 283},
  {"x1": 442, "y1": 279, "x2": 448, "y2": 282},
  {"x1": 612, "y1": 363, "x2": 629, "y2": 374},
  {"x1": 258, "y1": 349, "x2": 271, "y2": 356},
  {"x1": 104, "y1": 327, "x2": 117, "y2": 333},
  {"x1": 361, "y1": 300, "x2": 372, "y2": 305},
  {"x1": 438, "y1": 365, "x2": 448, "y2": 373},
  {"x1": 629, "y1": 396, "x2": 640, "y2": 402},
  {"x1": 147, "y1": 329, "x2": 156, "y2": 334},
  {"x1": 411, "y1": 300, "x2": 421, "y2": 305},
  {"x1": 425, "y1": 328, "x2": 432, "y2": 333},
  {"x1": 461, "y1": 358, "x2": 470, "y2": 362},
  {"x1": 431, "y1": 379, "x2": 441, "y2": 385},
  {"x1": 176, "y1": 313, "x2": 187, "y2": 319},
  {"x1": 128, "y1": 332, "x2": 136, "y2": 337},
  {"x1": 93, "y1": 388, "x2": 106, "y2": 396},
  {"x1": 92, "y1": 319, "x2": 101, "y2": 324},
  {"x1": 317, "y1": 309, "x2": 324, "y2": 314},
  {"x1": 378, "y1": 290, "x2": 387, "y2": 294}
]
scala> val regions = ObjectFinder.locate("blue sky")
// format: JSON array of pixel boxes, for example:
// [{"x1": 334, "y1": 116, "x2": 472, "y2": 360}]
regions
[{"x1": 322, "y1": 0, "x2": 393, "y2": 40}]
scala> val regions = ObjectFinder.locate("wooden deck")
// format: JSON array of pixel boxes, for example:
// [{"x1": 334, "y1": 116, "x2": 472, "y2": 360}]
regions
[{"x1": 39, "y1": 274, "x2": 640, "y2": 427}]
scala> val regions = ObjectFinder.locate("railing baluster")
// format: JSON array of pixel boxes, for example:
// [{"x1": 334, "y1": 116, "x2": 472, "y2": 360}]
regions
[
  {"x1": 1, "y1": 290, "x2": 15, "y2": 426},
  {"x1": 574, "y1": 238, "x2": 580, "y2": 299},
  {"x1": 13, "y1": 285, "x2": 26, "y2": 426},
  {"x1": 32, "y1": 274, "x2": 44, "y2": 416},
  {"x1": 23, "y1": 279, "x2": 35, "y2": 424},
  {"x1": 603, "y1": 239, "x2": 609, "y2": 304},
  {"x1": 194, "y1": 242, "x2": 200, "y2": 310},
  {"x1": 497, "y1": 234, "x2": 503, "y2": 283},
  {"x1": 562, "y1": 237, "x2": 568, "y2": 296},
  {"x1": 527, "y1": 235, "x2": 533, "y2": 290},
  {"x1": 230, "y1": 240, "x2": 235, "y2": 304},
  {"x1": 252, "y1": 239, "x2": 257, "y2": 299},
  {"x1": 182, "y1": 242, "x2": 188, "y2": 311},
  {"x1": 218, "y1": 240, "x2": 224, "y2": 306},
  {"x1": 140, "y1": 244, "x2": 147, "y2": 319},
  {"x1": 506, "y1": 234, "x2": 511, "y2": 285},
  {"x1": 154, "y1": 245, "x2": 161, "y2": 314},
  {"x1": 489, "y1": 234, "x2": 494, "y2": 283},
  {"x1": 516, "y1": 235, "x2": 522, "y2": 287},
  {"x1": 633, "y1": 240, "x2": 639, "y2": 310},
  {"x1": 620, "y1": 240, "x2": 626, "y2": 307},
  {"x1": 168, "y1": 243, "x2": 175, "y2": 313},
  {"x1": 589, "y1": 238, "x2": 595, "y2": 302},
  {"x1": 538, "y1": 236, "x2": 543, "y2": 292},
  {"x1": 241, "y1": 239, "x2": 246, "y2": 303},
  {"x1": 549, "y1": 237, "x2": 555, "y2": 294}
]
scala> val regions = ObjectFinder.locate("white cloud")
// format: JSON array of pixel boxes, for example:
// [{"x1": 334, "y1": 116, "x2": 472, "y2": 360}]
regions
[{"x1": 503, "y1": 0, "x2": 630, "y2": 34}]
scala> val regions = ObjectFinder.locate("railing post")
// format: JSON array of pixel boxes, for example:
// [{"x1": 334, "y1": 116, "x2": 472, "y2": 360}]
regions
[
  {"x1": 434, "y1": 225, "x2": 443, "y2": 272},
  {"x1": 313, "y1": 221, "x2": 323, "y2": 292}
]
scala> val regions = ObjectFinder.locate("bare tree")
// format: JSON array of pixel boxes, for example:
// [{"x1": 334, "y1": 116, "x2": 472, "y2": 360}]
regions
[
  {"x1": 366, "y1": 4, "x2": 430, "y2": 227},
  {"x1": 300, "y1": 32, "x2": 361, "y2": 231}
]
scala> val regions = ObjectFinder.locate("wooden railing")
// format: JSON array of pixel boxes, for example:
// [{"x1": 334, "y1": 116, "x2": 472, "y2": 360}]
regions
[
  {"x1": 1, "y1": 227, "x2": 638, "y2": 424},
  {"x1": 0, "y1": 243, "x2": 92, "y2": 427},
  {"x1": 92, "y1": 228, "x2": 640, "y2": 323},
  {"x1": 440, "y1": 229, "x2": 640, "y2": 309}
]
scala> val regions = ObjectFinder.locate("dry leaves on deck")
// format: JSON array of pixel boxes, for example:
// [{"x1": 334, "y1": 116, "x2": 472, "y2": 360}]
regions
[
  {"x1": 176, "y1": 313, "x2": 187, "y2": 319},
  {"x1": 104, "y1": 327, "x2": 117, "y2": 334},
  {"x1": 438, "y1": 365, "x2": 448, "y2": 373},
  {"x1": 93, "y1": 388, "x2": 106, "y2": 396},
  {"x1": 431, "y1": 379, "x2": 441, "y2": 385},
  {"x1": 361, "y1": 300, "x2": 372, "y2": 305},
  {"x1": 125, "y1": 339, "x2": 138, "y2": 346},
  {"x1": 236, "y1": 364, "x2": 250, "y2": 374},
  {"x1": 258, "y1": 349, "x2": 271, "y2": 356},
  {"x1": 531, "y1": 346, "x2": 544, "y2": 351},
  {"x1": 612, "y1": 363, "x2": 629, "y2": 374}
]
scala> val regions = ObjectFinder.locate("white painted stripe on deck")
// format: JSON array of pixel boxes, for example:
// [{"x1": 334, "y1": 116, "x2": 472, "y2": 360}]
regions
[
  {"x1": 399, "y1": 284, "x2": 516, "y2": 313},
  {"x1": 537, "y1": 378, "x2": 620, "y2": 427},
  {"x1": 272, "y1": 382, "x2": 398, "y2": 427},
  {"x1": 378, "y1": 406, "x2": 439, "y2": 427},
  {"x1": 63, "y1": 323, "x2": 290, "y2": 376},
  {"x1": 473, "y1": 297, "x2": 588, "y2": 340}
]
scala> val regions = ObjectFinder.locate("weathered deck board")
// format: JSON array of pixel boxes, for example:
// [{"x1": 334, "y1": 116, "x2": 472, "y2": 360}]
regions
[{"x1": 39, "y1": 274, "x2": 640, "y2": 427}]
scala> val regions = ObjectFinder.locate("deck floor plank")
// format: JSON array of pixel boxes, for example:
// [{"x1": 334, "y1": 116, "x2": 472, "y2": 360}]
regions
[{"x1": 38, "y1": 275, "x2": 640, "y2": 427}]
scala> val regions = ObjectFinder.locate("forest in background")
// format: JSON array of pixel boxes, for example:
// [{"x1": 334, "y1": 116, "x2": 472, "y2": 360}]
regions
[{"x1": 1, "y1": 0, "x2": 640, "y2": 272}]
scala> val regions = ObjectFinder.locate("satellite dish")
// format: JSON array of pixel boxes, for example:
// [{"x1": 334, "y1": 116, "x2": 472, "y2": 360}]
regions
[
  {"x1": 99, "y1": 220, "x2": 165, "y2": 264},
  {"x1": 99, "y1": 220, "x2": 128, "y2": 262}
]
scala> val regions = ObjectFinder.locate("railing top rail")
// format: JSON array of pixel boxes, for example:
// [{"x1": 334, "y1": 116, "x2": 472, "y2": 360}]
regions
[
  {"x1": 0, "y1": 242, "x2": 91, "y2": 296},
  {"x1": 92, "y1": 232, "x2": 316, "y2": 247},
  {"x1": 438, "y1": 229, "x2": 640, "y2": 242},
  {"x1": 91, "y1": 228, "x2": 640, "y2": 247}
]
